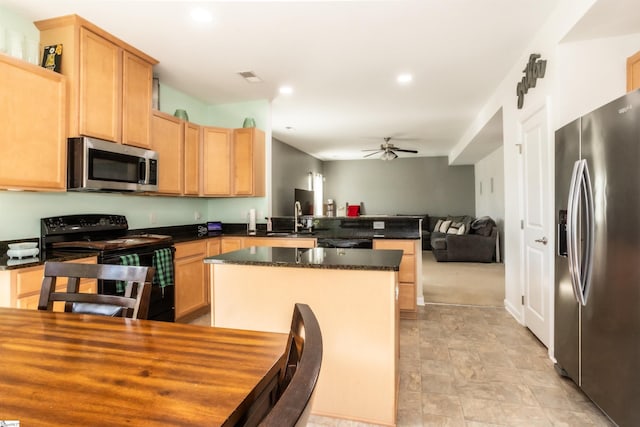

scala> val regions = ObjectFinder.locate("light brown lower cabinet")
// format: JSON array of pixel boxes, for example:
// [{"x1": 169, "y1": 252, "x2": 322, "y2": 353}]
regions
[
  {"x1": 373, "y1": 239, "x2": 419, "y2": 319},
  {"x1": 174, "y1": 240, "x2": 208, "y2": 321},
  {"x1": 221, "y1": 236, "x2": 316, "y2": 253},
  {"x1": 0, "y1": 257, "x2": 97, "y2": 310}
]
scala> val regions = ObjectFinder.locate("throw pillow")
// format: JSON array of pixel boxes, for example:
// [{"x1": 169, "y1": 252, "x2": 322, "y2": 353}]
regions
[
  {"x1": 433, "y1": 219, "x2": 443, "y2": 232},
  {"x1": 447, "y1": 221, "x2": 464, "y2": 234},
  {"x1": 439, "y1": 220, "x2": 452, "y2": 233},
  {"x1": 457, "y1": 224, "x2": 466, "y2": 235}
]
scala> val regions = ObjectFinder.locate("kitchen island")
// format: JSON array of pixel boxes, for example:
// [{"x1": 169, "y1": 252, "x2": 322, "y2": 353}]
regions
[{"x1": 205, "y1": 246, "x2": 402, "y2": 426}]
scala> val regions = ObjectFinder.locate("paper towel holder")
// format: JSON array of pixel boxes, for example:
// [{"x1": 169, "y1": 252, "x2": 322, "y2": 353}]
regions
[{"x1": 247, "y1": 209, "x2": 257, "y2": 235}]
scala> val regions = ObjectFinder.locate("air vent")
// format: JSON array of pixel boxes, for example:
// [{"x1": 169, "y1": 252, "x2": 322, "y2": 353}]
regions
[{"x1": 238, "y1": 71, "x2": 262, "y2": 83}]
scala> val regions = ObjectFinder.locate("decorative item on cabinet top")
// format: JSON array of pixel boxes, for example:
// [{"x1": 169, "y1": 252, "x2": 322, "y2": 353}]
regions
[
  {"x1": 174, "y1": 109, "x2": 189, "y2": 121},
  {"x1": 242, "y1": 117, "x2": 256, "y2": 128}
]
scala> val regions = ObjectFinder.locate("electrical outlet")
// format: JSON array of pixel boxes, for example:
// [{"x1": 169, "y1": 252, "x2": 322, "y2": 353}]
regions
[
  {"x1": 194, "y1": 211, "x2": 202, "y2": 220},
  {"x1": 149, "y1": 212, "x2": 157, "y2": 224}
]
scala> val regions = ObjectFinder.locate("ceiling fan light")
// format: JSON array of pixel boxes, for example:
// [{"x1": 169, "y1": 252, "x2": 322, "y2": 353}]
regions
[{"x1": 381, "y1": 151, "x2": 397, "y2": 161}]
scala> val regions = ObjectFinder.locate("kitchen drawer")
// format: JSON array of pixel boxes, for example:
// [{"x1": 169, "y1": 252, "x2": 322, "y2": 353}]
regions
[
  {"x1": 398, "y1": 254, "x2": 415, "y2": 282},
  {"x1": 16, "y1": 257, "x2": 97, "y2": 297},
  {"x1": 17, "y1": 280, "x2": 96, "y2": 312},
  {"x1": 398, "y1": 283, "x2": 415, "y2": 311},
  {"x1": 175, "y1": 240, "x2": 206, "y2": 259},
  {"x1": 244, "y1": 237, "x2": 316, "y2": 248},
  {"x1": 373, "y1": 239, "x2": 415, "y2": 255}
]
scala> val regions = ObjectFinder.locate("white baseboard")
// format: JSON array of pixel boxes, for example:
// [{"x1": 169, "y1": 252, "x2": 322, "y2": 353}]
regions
[
  {"x1": 417, "y1": 295, "x2": 425, "y2": 306},
  {"x1": 504, "y1": 298, "x2": 525, "y2": 325}
]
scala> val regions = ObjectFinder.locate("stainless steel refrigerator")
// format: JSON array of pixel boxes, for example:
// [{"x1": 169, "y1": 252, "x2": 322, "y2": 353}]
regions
[{"x1": 555, "y1": 89, "x2": 640, "y2": 427}]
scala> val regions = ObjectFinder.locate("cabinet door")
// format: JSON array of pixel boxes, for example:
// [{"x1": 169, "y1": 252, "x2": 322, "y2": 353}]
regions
[
  {"x1": 627, "y1": 50, "x2": 640, "y2": 92},
  {"x1": 79, "y1": 27, "x2": 122, "y2": 142},
  {"x1": 221, "y1": 237, "x2": 244, "y2": 253},
  {"x1": 151, "y1": 111, "x2": 184, "y2": 194},
  {"x1": 174, "y1": 241, "x2": 208, "y2": 320},
  {"x1": 0, "y1": 56, "x2": 66, "y2": 190},
  {"x1": 122, "y1": 51, "x2": 153, "y2": 148},
  {"x1": 184, "y1": 122, "x2": 201, "y2": 195},
  {"x1": 233, "y1": 128, "x2": 265, "y2": 196},
  {"x1": 202, "y1": 127, "x2": 232, "y2": 195}
]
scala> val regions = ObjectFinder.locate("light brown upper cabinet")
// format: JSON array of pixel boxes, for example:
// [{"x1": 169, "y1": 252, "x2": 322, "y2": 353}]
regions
[
  {"x1": 202, "y1": 126, "x2": 232, "y2": 196},
  {"x1": 151, "y1": 110, "x2": 184, "y2": 195},
  {"x1": 627, "y1": 50, "x2": 640, "y2": 92},
  {"x1": 35, "y1": 14, "x2": 157, "y2": 147},
  {"x1": 184, "y1": 122, "x2": 202, "y2": 196},
  {"x1": 201, "y1": 127, "x2": 265, "y2": 197},
  {"x1": 0, "y1": 55, "x2": 66, "y2": 191},
  {"x1": 233, "y1": 128, "x2": 265, "y2": 196}
]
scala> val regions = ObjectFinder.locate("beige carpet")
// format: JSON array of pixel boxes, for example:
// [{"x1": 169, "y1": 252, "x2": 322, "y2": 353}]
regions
[{"x1": 422, "y1": 251, "x2": 505, "y2": 306}]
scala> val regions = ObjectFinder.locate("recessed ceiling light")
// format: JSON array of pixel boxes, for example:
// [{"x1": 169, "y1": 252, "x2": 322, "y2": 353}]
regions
[
  {"x1": 279, "y1": 86, "x2": 294, "y2": 95},
  {"x1": 285, "y1": 126, "x2": 295, "y2": 131},
  {"x1": 191, "y1": 7, "x2": 213, "y2": 23},
  {"x1": 397, "y1": 73, "x2": 413, "y2": 84}
]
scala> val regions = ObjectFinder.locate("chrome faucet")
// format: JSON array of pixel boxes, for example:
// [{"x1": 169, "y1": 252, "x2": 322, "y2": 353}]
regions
[{"x1": 294, "y1": 201, "x2": 303, "y2": 232}]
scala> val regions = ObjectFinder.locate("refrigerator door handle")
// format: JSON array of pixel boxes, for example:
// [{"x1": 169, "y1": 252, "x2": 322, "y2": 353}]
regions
[
  {"x1": 567, "y1": 159, "x2": 595, "y2": 306},
  {"x1": 580, "y1": 161, "x2": 595, "y2": 305},
  {"x1": 567, "y1": 160, "x2": 582, "y2": 304}
]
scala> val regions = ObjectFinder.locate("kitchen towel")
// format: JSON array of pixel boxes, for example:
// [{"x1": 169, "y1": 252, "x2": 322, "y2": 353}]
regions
[
  {"x1": 117, "y1": 253, "x2": 140, "y2": 293},
  {"x1": 152, "y1": 248, "x2": 174, "y2": 289}
]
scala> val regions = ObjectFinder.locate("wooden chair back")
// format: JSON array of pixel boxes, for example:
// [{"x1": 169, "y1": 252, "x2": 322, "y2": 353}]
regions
[
  {"x1": 38, "y1": 262, "x2": 154, "y2": 320},
  {"x1": 258, "y1": 303, "x2": 323, "y2": 427}
]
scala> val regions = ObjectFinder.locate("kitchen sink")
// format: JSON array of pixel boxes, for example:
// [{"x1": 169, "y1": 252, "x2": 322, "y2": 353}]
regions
[{"x1": 266, "y1": 231, "x2": 315, "y2": 237}]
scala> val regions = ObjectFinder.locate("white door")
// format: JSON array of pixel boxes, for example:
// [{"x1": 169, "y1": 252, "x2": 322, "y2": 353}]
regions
[{"x1": 521, "y1": 105, "x2": 552, "y2": 347}]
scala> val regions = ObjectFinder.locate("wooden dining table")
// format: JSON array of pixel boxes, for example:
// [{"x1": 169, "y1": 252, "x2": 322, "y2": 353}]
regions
[{"x1": 0, "y1": 307, "x2": 287, "y2": 426}]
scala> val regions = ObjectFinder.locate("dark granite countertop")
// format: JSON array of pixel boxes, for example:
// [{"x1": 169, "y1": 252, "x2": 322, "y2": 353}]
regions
[
  {"x1": 1, "y1": 217, "x2": 419, "y2": 270},
  {"x1": 204, "y1": 246, "x2": 403, "y2": 271}
]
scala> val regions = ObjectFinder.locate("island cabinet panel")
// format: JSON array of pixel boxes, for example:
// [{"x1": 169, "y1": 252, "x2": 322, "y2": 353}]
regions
[
  {"x1": 0, "y1": 257, "x2": 97, "y2": 310},
  {"x1": 233, "y1": 128, "x2": 265, "y2": 196},
  {"x1": 36, "y1": 14, "x2": 157, "y2": 146},
  {"x1": 184, "y1": 122, "x2": 201, "y2": 195},
  {"x1": 151, "y1": 110, "x2": 183, "y2": 194},
  {"x1": 374, "y1": 239, "x2": 419, "y2": 319},
  {"x1": 202, "y1": 126, "x2": 232, "y2": 195},
  {"x1": 174, "y1": 241, "x2": 208, "y2": 321},
  {"x1": 0, "y1": 55, "x2": 66, "y2": 191},
  {"x1": 210, "y1": 263, "x2": 399, "y2": 426},
  {"x1": 627, "y1": 50, "x2": 640, "y2": 92}
]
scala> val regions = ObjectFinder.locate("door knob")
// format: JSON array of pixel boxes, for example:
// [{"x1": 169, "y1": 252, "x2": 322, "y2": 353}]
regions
[{"x1": 535, "y1": 237, "x2": 548, "y2": 245}]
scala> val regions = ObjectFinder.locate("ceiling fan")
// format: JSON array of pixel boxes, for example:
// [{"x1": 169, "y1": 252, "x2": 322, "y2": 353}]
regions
[{"x1": 363, "y1": 137, "x2": 418, "y2": 160}]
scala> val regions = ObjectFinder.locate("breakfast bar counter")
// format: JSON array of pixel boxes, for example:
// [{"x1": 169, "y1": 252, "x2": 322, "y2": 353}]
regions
[{"x1": 205, "y1": 247, "x2": 402, "y2": 426}]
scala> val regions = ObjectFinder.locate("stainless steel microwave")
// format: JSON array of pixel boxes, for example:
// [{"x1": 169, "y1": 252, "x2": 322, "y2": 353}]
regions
[{"x1": 67, "y1": 137, "x2": 158, "y2": 192}]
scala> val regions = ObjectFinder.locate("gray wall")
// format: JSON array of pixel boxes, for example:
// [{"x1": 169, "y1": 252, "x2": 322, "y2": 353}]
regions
[
  {"x1": 272, "y1": 138, "x2": 324, "y2": 216},
  {"x1": 323, "y1": 157, "x2": 475, "y2": 216}
]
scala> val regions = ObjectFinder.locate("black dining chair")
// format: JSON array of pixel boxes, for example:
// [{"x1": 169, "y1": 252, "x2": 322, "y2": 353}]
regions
[
  {"x1": 236, "y1": 303, "x2": 323, "y2": 427},
  {"x1": 37, "y1": 261, "x2": 154, "y2": 320}
]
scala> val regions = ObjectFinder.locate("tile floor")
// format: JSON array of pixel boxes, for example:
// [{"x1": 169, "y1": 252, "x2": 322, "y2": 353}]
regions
[{"x1": 191, "y1": 304, "x2": 615, "y2": 427}]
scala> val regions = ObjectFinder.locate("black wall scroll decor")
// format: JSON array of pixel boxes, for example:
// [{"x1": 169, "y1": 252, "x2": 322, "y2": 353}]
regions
[{"x1": 516, "y1": 53, "x2": 547, "y2": 109}]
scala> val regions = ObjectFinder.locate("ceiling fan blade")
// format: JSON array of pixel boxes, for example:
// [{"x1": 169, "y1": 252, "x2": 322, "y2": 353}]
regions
[
  {"x1": 362, "y1": 148, "x2": 381, "y2": 152},
  {"x1": 394, "y1": 148, "x2": 418, "y2": 153},
  {"x1": 363, "y1": 151, "x2": 382, "y2": 158}
]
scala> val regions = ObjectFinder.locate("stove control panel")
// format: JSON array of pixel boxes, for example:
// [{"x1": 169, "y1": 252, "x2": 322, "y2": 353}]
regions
[{"x1": 41, "y1": 214, "x2": 128, "y2": 235}]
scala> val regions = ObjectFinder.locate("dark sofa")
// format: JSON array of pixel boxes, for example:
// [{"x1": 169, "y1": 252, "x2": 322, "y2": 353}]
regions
[{"x1": 427, "y1": 216, "x2": 498, "y2": 262}]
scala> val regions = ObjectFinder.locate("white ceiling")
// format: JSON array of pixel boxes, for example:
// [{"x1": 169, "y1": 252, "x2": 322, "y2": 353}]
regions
[{"x1": 3, "y1": 0, "x2": 631, "y2": 163}]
